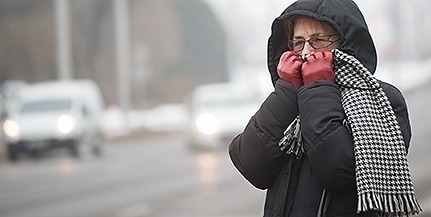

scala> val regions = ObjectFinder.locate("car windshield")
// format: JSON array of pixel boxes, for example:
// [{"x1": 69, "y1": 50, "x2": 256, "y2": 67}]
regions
[{"x1": 20, "y1": 99, "x2": 71, "y2": 114}]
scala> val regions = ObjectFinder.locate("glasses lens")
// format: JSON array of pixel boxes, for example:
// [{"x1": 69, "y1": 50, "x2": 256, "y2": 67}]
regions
[
  {"x1": 310, "y1": 37, "x2": 333, "y2": 49},
  {"x1": 289, "y1": 40, "x2": 305, "y2": 51}
]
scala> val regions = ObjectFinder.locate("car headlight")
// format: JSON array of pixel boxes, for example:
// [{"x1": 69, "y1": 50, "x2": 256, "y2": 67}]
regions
[
  {"x1": 57, "y1": 114, "x2": 76, "y2": 134},
  {"x1": 3, "y1": 119, "x2": 20, "y2": 139},
  {"x1": 195, "y1": 113, "x2": 219, "y2": 135}
]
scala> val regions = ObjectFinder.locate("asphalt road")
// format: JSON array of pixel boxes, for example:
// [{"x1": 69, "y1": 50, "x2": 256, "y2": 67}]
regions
[
  {"x1": 0, "y1": 134, "x2": 265, "y2": 217},
  {"x1": 0, "y1": 83, "x2": 430, "y2": 217}
]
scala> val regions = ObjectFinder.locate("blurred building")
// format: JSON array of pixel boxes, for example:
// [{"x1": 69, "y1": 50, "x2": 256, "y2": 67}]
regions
[
  {"x1": 1, "y1": 0, "x2": 431, "y2": 109},
  {"x1": 0, "y1": 0, "x2": 228, "y2": 108}
]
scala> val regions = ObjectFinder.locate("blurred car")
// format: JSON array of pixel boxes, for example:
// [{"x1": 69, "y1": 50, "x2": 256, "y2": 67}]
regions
[
  {"x1": 2, "y1": 79, "x2": 105, "y2": 161},
  {"x1": 185, "y1": 82, "x2": 260, "y2": 150}
]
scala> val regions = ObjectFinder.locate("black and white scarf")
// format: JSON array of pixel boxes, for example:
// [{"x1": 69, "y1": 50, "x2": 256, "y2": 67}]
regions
[{"x1": 279, "y1": 49, "x2": 422, "y2": 216}]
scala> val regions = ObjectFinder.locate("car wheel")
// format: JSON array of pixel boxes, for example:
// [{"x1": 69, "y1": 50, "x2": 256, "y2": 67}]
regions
[
  {"x1": 29, "y1": 150, "x2": 41, "y2": 159},
  {"x1": 92, "y1": 144, "x2": 102, "y2": 157},
  {"x1": 71, "y1": 140, "x2": 102, "y2": 159},
  {"x1": 70, "y1": 142, "x2": 80, "y2": 158},
  {"x1": 7, "y1": 144, "x2": 19, "y2": 162}
]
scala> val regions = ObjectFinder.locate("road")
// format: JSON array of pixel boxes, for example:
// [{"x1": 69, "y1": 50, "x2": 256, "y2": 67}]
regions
[
  {"x1": 0, "y1": 84, "x2": 430, "y2": 217},
  {"x1": 0, "y1": 134, "x2": 265, "y2": 217}
]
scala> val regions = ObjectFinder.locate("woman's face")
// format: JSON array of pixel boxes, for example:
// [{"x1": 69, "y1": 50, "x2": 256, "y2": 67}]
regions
[{"x1": 293, "y1": 17, "x2": 339, "y2": 56}]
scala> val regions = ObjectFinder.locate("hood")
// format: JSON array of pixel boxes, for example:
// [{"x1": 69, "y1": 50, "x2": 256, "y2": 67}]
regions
[{"x1": 267, "y1": 0, "x2": 377, "y2": 85}]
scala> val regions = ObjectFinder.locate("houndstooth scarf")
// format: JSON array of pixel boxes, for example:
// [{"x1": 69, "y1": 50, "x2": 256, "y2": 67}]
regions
[{"x1": 279, "y1": 49, "x2": 422, "y2": 216}]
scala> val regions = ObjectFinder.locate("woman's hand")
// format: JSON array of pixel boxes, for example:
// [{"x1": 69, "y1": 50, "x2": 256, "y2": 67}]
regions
[
  {"x1": 301, "y1": 51, "x2": 335, "y2": 85},
  {"x1": 277, "y1": 51, "x2": 303, "y2": 89}
]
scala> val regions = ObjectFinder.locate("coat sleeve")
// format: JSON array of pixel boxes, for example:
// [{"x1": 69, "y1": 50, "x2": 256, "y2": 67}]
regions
[
  {"x1": 296, "y1": 81, "x2": 412, "y2": 191},
  {"x1": 228, "y1": 79, "x2": 299, "y2": 189},
  {"x1": 381, "y1": 81, "x2": 412, "y2": 151}
]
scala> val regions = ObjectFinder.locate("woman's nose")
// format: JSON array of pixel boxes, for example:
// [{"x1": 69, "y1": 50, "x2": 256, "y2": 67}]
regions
[{"x1": 301, "y1": 41, "x2": 314, "y2": 56}]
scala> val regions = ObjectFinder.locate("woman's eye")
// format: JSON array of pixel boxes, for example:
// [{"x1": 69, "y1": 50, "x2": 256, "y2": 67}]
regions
[
  {"x1": 293, "y1": 40, "x2": 304, "y2": 47},
  {"x1": 314, "y1": 38, "x2": 327, "y2": 43},
  {"x1": 311, "y1": 38, "x2": 329, "y2": 46}
]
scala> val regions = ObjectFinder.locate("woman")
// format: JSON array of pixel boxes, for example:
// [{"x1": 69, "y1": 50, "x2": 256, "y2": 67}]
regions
[{"x1": 228, "y1": 0, "x2": 422, "y2": 216}]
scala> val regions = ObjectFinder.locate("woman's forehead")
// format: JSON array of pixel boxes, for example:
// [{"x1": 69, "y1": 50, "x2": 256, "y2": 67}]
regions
[{"x1": 293, "y1": 17, "x2": 335, "y2": 35}]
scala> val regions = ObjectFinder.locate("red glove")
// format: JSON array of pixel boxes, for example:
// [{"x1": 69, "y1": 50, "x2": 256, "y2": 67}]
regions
[
  {"x1": 301, "y1": 51, "x2": 335, "y2": 85},
  {"x1": 277, "y1": 51, "x2": 303, "y2": 89}
]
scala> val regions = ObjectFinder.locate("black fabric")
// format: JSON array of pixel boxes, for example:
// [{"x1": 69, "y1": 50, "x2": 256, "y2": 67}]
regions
[{"x1": 229, "y1": 80, "x2": 411, "y2": 216}]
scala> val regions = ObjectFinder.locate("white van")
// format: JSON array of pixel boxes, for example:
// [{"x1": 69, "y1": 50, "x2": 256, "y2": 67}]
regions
[{"x1": 2, "y1": 79, "x2": 105, "y2": 161}]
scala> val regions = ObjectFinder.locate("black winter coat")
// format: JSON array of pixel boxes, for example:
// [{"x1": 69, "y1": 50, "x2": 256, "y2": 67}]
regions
[
  {"x1": 229, "y1": 80, "x2": 411, "y2": 216},
  {"x1": 228, "y1": 0, "x2": 412, "y2": 216}
]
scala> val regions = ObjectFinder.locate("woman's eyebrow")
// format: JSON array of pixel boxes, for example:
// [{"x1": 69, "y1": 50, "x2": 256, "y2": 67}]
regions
[
  {"x1": 311, "y1": 33, "x2": 323, "y2": 37},
  {"x1": 292, "y1": 36, "x2": 305, "y2": 40},
  {"x1": 292, "y1": 33, "x2": 327, "y2": 39}
]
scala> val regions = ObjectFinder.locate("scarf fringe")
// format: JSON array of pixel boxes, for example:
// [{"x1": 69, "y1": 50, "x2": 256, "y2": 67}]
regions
[
  {"x1": 279, "y1": 116, "x2": 303, "y2": 158},
  {"x1": 358, "y1": 192, "x2": 422, "y2": 217}
]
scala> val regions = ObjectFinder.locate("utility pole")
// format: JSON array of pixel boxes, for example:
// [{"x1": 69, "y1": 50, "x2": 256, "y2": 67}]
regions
[
  {"x1": 114, "y1": 0, "x2": 131, "y2": 128},
  {"x1": 55, "y1": 0, "x2": 73, "y2": 80}
]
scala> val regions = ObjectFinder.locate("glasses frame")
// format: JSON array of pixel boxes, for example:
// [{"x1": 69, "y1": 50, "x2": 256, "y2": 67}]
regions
[{"x1": 287, "y1": 34, "x2": 340, "y2": 52}]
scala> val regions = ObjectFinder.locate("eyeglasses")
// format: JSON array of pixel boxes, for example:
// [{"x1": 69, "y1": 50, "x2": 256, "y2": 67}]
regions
[{"x1": 287, "y1": 34, "x2": 339, "y2": 52}]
